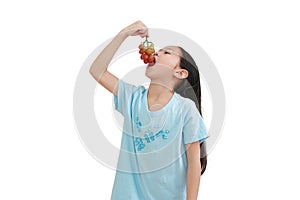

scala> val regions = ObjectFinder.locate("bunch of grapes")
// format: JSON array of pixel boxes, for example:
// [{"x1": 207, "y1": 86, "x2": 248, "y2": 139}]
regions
[{"x1": 138, "y1": 37, "x2": 155, "y2": 65}]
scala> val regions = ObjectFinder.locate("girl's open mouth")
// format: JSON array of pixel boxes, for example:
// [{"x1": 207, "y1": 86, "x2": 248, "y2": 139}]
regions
[
  {"x1": 146, "y1": 58, "x2": 156, "y2": 68},
  {"x1": 148, "y1": 63, "x2": 155, "y2": 67}
]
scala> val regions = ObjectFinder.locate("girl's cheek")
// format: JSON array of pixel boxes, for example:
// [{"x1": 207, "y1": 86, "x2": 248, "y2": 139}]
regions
[{"x1": 159, "y1": 58, "x2": 174, "y2": 67}]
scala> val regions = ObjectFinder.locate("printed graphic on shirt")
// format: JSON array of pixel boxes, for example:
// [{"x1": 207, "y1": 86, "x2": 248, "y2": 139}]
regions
[{"x1": 132, "y1": 115, "x2": 171, "y2": 152}]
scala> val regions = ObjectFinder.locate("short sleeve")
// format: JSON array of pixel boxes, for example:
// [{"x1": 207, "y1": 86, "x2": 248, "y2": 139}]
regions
[
  {"x1": 182, "y1": 101, "x2": 209, "y2": 144},
  {"x1": 113, "y1": 79, "x2": 138, "y2": 116}
]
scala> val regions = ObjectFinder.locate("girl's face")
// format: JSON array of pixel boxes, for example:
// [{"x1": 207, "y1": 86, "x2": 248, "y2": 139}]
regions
[{"x1": 145, "y1": 46, "x2": 182, "y2": 80}]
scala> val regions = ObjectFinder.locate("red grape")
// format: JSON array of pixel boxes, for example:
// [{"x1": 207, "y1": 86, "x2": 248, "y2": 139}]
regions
[{"x1": 138, "y1": 37, "x2": 156, "y2": 65}]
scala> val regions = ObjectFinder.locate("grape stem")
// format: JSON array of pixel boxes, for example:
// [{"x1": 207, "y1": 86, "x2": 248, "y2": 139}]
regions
[{"x1": 143, "y1": 37, "x2": 153, "y2": 48}]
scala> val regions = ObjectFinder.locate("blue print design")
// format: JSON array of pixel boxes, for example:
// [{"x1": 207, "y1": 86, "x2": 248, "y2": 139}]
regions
[
  {"x1": 144, "y1": 132, "x2": 155, "y2": 143},
  {"x1": 134, "y1": 137, "x2": 145, "y2": 151},
  {"x1": 134, "y1": 129, "x2": 170, "y2": 151},
  {"x1": 134, "y1": 117, "x2": 142, "y2": 132},
  {"x1": 155, "y1": 129, "x2": 170, "y2": 139}
]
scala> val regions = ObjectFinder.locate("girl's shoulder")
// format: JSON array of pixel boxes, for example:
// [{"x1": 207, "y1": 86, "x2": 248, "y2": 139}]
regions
[{"x1": 174, "y1": 92, "x2": 197, "y2": 109}]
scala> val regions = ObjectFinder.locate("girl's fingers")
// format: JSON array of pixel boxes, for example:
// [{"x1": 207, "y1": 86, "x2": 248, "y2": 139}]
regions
[
  {"x1": 138, "y1": 28, "x2": 147, "y2": 34},
  {"x1": 122, "y1": 21, "x2": 148, "y2": 37},
  {"x1": 135, "y1": 29, "x2": 148, "y2": 38}
]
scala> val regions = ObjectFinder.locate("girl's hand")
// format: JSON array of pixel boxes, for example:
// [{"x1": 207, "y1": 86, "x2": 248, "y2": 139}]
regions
[{"x1": 120, "y1": 20, "x2": 149, "y2": 38}]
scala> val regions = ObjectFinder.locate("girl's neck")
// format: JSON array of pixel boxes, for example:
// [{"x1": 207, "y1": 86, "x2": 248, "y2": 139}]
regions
[
  {"x1": 147, "y1": 83, "x2": 174, "y2": 112},
  {"x1": 148, "y1": 83, "x2": 174, "y2": 99}
]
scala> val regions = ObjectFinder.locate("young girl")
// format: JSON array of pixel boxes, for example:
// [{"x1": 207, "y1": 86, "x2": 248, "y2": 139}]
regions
[{"x1": 89, "y1": 21, "x2": 209, "y2": 200}]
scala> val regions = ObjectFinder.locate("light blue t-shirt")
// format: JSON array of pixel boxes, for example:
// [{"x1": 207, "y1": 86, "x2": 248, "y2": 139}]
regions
[{"x1": 111, "y1": 79, "x2": 209, "y2": 200}]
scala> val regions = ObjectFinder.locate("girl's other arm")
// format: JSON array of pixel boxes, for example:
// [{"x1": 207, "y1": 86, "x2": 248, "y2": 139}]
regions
[
  {"x1": 186, "y1": 141, "x2": 201, "y2": 200},
  {"x1": 89, "y1": 20, "x2": 148, "y2": 96}
]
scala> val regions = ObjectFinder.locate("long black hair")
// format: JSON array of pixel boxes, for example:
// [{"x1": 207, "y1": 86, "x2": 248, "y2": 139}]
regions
[{"x1": 175, "y1": 47, "x2": 208, "y2": 175}]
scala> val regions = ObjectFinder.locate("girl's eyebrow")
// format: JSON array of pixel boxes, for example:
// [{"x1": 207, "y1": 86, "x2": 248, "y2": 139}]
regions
[
  {"x1": 164, "y1": 48, "x2": 180, "y2": 56},
  {"x1": 158, "y1": 48, "x2": 179, "y2": 56},
  {"x1": 158, "y1": 48, "x2": 180, "y2": 56}
]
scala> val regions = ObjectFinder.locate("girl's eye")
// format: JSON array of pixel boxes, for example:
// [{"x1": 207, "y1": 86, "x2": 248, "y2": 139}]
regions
[{"x1": 158, "y1": 49, "x2": 172, "y2": 54}]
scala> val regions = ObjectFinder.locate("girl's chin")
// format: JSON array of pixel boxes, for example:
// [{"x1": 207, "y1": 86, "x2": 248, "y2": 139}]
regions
[
  {"x1": 147, "y1": 60, "x2": 156, "y2": 68},
  {"x1": 146, "y1": 63, "x2": 155, "y2": 69}
]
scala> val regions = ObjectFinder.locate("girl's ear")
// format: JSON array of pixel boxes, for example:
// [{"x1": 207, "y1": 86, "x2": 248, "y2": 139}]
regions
[{"x1": 174, "y1": 68, "x2": 189, "y2": 79}]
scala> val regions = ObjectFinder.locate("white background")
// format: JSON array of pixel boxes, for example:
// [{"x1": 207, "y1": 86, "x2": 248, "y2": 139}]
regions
[{"x1": 1, "y1": 0, "x2": 299, "y2": 199}]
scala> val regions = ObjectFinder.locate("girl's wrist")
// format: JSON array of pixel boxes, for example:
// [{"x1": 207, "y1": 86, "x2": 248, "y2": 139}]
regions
[{"x1": 118, "y1": 28, "x2": 130, "y2": 38}]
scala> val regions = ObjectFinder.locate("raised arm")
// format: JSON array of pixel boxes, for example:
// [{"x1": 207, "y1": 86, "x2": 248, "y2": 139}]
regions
[{"x1": 89, "y1": 20, "x2": 148, "y2": 96}]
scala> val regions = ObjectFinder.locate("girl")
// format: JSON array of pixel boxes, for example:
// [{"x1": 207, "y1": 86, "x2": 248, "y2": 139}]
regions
[{"x1": 89, "y1": 21, "x2": 209, "y2": 200}]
